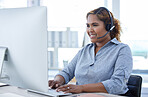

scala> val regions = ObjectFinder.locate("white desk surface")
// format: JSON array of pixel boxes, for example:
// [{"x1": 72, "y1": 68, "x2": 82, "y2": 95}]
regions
[{"x1": 0, "y1": 85, "x2": 123, "y2": 97}]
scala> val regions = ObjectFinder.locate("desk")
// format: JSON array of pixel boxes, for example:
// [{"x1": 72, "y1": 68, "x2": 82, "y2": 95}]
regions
[{"x1": 0, "y1": 85, "x2": 123, "y2": 97}]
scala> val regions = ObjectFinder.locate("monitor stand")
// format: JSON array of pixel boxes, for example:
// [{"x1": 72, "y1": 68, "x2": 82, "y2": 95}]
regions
[{"x1": 0, "y1": 47, "x2": 9, "y2": 86}]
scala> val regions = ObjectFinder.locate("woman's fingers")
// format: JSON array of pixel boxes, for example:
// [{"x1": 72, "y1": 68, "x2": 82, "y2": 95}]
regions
[
  {"x1": 56, "y1": 84, "x2": 72, "y2": 93},
  {"x1": 56, "y1": 84, "x2": 83, "y2": 94},
  {"x1": 48, "y1": 80, "x2": 61, "y2": 89}
]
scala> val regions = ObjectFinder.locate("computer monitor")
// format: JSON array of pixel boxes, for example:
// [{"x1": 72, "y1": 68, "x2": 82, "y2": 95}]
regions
[{"x1": 0, "y1": 6, "x2": 48, "y2": 93}]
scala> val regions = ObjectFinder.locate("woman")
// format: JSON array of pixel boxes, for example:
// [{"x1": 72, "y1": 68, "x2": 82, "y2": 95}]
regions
[{"x1": 48, "y1": 7, "x2": 133, "y2": 96}]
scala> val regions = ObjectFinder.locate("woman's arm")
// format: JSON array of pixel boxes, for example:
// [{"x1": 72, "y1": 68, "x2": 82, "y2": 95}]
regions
[
  {"x1": 49, "y1": 50, "x2": 82, "y2": 88},
  {"x1": 81, "y1": 82, "x2": 107, "y2": 93},
  {"x1": 102, "y1": 45, "x2": 133, "y2": 94},
  {"x1": 56, "y1": 50, "x2": 82, "y2": 84},
  {"x1": 56, "y1": 82, "x2": 107, "y2": 93}
]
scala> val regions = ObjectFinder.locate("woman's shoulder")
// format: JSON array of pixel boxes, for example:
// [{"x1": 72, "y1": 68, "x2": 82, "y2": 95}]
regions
[
  {"x1": 78, "y1": 43, "x2": 94, "y2": 52},
  {"x1": 111, "y1": 38, "x2": 130, "y2": 48},
  {"x1": 118, "y1": 42, "x2": 131, "y2": 49},
  {"x1": 114, "y1": 43, "x2": 131, "y2": 54}
]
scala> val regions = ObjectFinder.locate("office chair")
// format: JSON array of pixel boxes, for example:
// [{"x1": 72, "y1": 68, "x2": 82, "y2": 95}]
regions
[{"x1": 127, "y1": 75, "x2": 142, "y2": 97}]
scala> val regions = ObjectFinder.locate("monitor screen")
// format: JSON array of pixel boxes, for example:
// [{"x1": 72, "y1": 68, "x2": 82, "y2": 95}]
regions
[{"x1": 0, "y1": 6, "x2": 48, "y2": 92}]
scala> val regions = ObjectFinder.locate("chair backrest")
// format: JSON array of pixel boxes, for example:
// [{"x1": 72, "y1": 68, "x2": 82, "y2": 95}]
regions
[{"x1": 127, "y1": 75, "x2": 142, "y2": 97}]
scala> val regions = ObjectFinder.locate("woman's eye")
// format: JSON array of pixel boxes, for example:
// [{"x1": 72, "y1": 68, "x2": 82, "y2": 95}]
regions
[
  {"x1": 86, "y1": 24, "x2": 90, "y2": 27},
  {"x1": 93, "y1": 24, "x2": 98, "y2": 26}
]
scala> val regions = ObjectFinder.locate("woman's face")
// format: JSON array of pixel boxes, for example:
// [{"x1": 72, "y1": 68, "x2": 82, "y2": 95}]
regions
[{"x1": 86, "y1": 14, "x2": 110, "y2": 43}]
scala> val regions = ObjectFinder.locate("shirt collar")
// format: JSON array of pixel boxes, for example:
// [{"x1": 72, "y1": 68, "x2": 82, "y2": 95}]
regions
[
  {"x1": 91, "y1": 38, "x2": 120, "y2": 47},
  {"x1": 110, "y1": 38, "x2": 120, "y2": 44}
]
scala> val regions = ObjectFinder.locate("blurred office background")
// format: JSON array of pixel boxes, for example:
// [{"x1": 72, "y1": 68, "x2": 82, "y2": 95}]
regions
[{"x1": 0, "y1": 0, "x2": 148, "y2": 96}]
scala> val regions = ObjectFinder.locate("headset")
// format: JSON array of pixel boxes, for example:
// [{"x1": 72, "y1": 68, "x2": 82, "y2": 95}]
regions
[{"x1": 94, "y1": 7, "x2": 115, "y2": 39}]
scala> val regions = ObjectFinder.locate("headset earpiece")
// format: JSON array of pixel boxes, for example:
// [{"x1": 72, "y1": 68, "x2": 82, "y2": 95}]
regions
[
  {"x1": 106, "y1": 24, "x2": 111, "y2": 31},
  {"x1": 96, "y1": 7, "x2": 114, "y2": 32}
]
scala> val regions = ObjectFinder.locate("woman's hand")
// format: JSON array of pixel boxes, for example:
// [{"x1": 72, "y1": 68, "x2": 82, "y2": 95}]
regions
[
  {"x1": 48, "y1": 80, "x2": 62, "y2": 89},
  {"x1": 48, "y1": 75, "x2": 65, "y2": 89},
  {"x1": 56, "y1": 84, "x2": 83, "y2": 93}
]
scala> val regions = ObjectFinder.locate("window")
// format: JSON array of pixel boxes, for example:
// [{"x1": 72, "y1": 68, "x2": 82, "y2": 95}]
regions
[
  {"x1": 0, "y1": 0, "x2": 27, "y2": 8},
  {"x1": 120, "y1": 0, "x2": 148, "y2": 71},
  {"x1": 120, "y1": 0, "x2": 148, "y2": 88}
]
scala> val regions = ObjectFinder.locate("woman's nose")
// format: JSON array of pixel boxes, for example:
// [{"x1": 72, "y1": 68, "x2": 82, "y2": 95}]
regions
[{"x1": 89, "y1": 27, "x2": 93, "y2": 32}]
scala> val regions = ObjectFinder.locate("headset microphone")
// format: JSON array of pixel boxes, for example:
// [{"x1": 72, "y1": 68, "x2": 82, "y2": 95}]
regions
[
  {"x1": 95, "y1": 7, "x2": 115, "y2": 39},
  {"x1": 97, "y1": 26, "x2": 115, "y2": 39}
]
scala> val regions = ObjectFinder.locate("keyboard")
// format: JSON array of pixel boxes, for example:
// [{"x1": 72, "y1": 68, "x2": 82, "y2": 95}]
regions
[
  {"x1": 48, "y1": 88, "x2": 72, "y2": 96},
  {"x1": 28, "y1": 88, "x2": 72, "y2": 97}
]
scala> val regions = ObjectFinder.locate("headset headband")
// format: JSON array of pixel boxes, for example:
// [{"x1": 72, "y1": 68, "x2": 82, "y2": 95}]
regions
[{"x1": 95, "y1": 7, "x2": 114, "y2": 31}]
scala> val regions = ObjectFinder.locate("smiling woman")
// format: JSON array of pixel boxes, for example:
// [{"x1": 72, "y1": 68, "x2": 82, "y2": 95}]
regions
[{"x1": 48, "y1": 7, "x2": 134, "y2": 97}]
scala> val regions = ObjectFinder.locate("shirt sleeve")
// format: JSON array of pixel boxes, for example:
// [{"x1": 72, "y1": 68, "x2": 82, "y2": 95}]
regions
[
  {"x1": 102, "y1": 45, "x2": 133, "y2": 94},
  {"x1": 56, "y1": 50, "x2": 81, "y2": 84}
]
